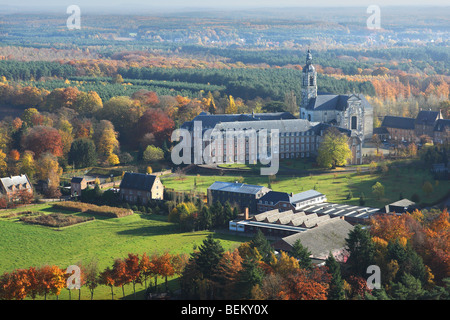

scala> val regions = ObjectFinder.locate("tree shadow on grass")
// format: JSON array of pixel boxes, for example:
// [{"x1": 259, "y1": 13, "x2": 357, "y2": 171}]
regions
[{"x1": 115, "y1": 224, "x2": 178, "y2": 237}]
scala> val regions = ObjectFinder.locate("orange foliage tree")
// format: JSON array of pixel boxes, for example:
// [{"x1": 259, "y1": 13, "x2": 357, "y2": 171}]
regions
[
  {"x1": 369, "y1": 213, "x2": 414, "y2": 246},
  {"x1": 278, "y1": 267, "x2": 330, "y2": 300}
]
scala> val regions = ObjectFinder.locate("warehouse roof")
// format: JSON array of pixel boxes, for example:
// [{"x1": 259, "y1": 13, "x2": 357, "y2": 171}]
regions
[
  {"x1": 298, "y1": 202, "x2": 380, "y2": 221},
  {"x1": 208, "y1": 181, "x2": 269, "y2": 195},
  {"x1": 273, "y1": 218, "x2": 354, "y2": 258},
  {"x1": 258, "y1": 190, "x2": 325, "y2": 206}
]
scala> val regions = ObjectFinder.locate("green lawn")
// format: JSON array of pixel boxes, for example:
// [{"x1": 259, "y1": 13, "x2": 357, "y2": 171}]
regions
[
  {"x1": 2, "y1": 161, "x2": 447, "y2": 300},
  {"x1": 162, "y1": 166, "x2": 449, "y2": 208},
  {"x1": 0, "y1": 204, "x2": 247, "y2": 300}
]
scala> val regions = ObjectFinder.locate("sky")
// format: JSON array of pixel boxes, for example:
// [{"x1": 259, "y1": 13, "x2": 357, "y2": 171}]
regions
[
  {"x1": 1, "y1": 0, "x2": 449, "y2": 7},
  {"x1": 0, "y1": 0, "x2": 448, "y2": 15}
]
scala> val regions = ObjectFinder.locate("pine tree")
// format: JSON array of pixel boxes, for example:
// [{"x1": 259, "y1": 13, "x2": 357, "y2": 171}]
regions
[
  {"x1": 325, "y1": 253, "x2": 345, "y2": 300},
  {"x1": 194, "y1": 234, "x2": 224, "y2": 280},
  {"x1": 291, "y1": 239, "x2": 312, "y2": 269},
  {"x1": 250, "y1": 230, "x2": 273, "y2": 263},
  {"x1": 345, "y1": 225, "x2": 375, "y2": 277},
  {"x1": 236, "y1": 257, "x2": 264, "y2": 299}
]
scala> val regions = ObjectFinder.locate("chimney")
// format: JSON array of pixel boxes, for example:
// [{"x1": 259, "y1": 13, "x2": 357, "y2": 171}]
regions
[
  {"x1": 244, "y1": 207, "x2": 249, "y2": 220},
  {"x1": 290, "y1": 192, "x2": 293, "y2": 197}
]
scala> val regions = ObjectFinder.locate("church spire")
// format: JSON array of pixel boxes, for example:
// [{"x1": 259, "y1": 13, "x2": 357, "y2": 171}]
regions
[
  {"x1": 306, "y1": 49, "x2": 312, "y2": 65},
  {"x1": 300, "y1": 49, "x2": 317, "y2": 116}
]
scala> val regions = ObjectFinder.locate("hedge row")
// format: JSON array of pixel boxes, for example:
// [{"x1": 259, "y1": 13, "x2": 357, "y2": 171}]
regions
[{"x1": 52, "y1": 201, "x2": 134, "y2": 218}]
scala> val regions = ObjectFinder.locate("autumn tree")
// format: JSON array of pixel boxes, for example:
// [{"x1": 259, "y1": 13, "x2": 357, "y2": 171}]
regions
[
  {"x1": 139, "y1": 252, "x2": 154, "y2": 289},
  {"x1": 94, "y1": 120, "x2": 119, "y2": 164},
  {"x1": 16, "y1": 86, "x2": 46, "y2": 107},
  {"x1": 36, "y1": 265, "x2": 66, "y2": 300},
  {"x1": 9, "y1": 149, "x2": 20, "y2": 162},
  {"x1": 20, "y1": 108, "x2": 40, "y2": 127},
  {"x1": 113, "y1": 74, "x2": 124, "y2": 84},
  {"x1": 136, "y1": 108, "x2": 174, "y2": 147},
  {"x1": 111, "y1": 258, "x2": 130, "y2": 298},
  {"x1": 345, "y1": 275, "x2": 372, "y2": 300},
  {"x1": 369, "y1": 214, "x2": 413, "y2": 245},
  {"x1": 19, "y1": 151, "x2": 36, "y2": 179},
  {"x1": 211, "y1": 248, "x2": 243, "y2": 299},
  {"x1": 72, "y1": 91, "x2": 103, "y2": 115},
  {"x1": 22, "y1": 126, "x2": 63, "y2": 158},
  {"x1": 73, "y1": 118, "x2": 93, "y2": 139},
  {"x1": 171, "y1": 253, "x2": 189, "y2": 283},
  {"x1": 123, "y1": 253, "x2": 142, "y2": 299},
  {"x1": 270, "y1": 251, "x2": 300, "y2": 278},
  {"x1": 0, "y1": 150, "x2": 7, "y2": 176},
  {"x1": 26, "y1": 267, "x2": 40, "y2": 300},
  {"x1": 43, "y1": 87, "x2": 81, "y2": 112},
  {"x1": 0, "y1": 269, "x2": 30, "y2": 300},
  {"x1": 83, "y1": 259, "x2": 100, "y2": 300},
  {"x1": 99, "y1": 267, "x2": 115, "y2": 300},
  {"x1": 224, "y1": 95, "x2": 237, "y2": 114},
  {"x1": 317, "y1": 127, "x2": 352, "y2": 169},
  {"x1": 157, "y1": 252, "x2": 175, "y2": 293},
  {"x1": 149, "y1": 253, "x2": 162, "y2": 290},
  {"x1": 278, "y1": 268, "x2": 330, "y2": 300},
  {"x1": 132, "y1": 89, "x2": 160, "y2": 107},
  {"x1": 106, "y1": 153, "x2": 120, "y2": 166},
  {"x1": 422, "y1": 209, "x2": 450, "y2": 284},
  {"x1": 98, "y1": 96, "x2": 145, "y2": 144},
  {"x1": 36, "y1": 152, "x2": 63, "y2": 197}
]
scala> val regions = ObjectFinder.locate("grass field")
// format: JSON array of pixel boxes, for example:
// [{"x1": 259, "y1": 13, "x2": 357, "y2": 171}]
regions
[
  {"x1": 161, "y1": 165, "x2": 450, "y2": 208},
  {"x1": 0, "y1": 204, "x2": 248, "y2": 300},
  {"x1": 1, "y1": 158, "x2": 448, "y2": 299}
]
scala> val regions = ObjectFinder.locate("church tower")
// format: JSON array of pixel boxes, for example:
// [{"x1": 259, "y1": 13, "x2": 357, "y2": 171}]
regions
[{"x1": 300, "y1": 49, "x2": 317, "y2": 119}]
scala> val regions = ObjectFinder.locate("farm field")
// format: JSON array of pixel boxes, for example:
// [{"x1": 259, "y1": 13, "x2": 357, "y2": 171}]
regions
[
  {"x1": 0, "y1": 204, "x2": 248, "y2": 300},
  {"x1": 161, "y1": 165, "x2": 450, "y2": 209}
]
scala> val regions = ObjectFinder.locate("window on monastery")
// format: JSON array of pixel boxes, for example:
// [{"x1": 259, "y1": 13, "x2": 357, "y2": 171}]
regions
[{"x1": 351, "y1": 116, "x2": 357, "y2": 130}]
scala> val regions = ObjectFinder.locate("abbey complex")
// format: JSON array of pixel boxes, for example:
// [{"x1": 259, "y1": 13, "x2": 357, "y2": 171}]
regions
[{"x1": 181, "y1": 50, "x2": 373, "y2": 166}]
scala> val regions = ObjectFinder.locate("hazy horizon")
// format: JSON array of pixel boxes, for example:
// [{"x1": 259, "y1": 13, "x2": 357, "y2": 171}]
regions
[
  {"x1": 1, "y1": 2, "x2": 449, "y2": 16},
  {"x1": 1, "y1": 0, "x2": 449, "y2": 12}
]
